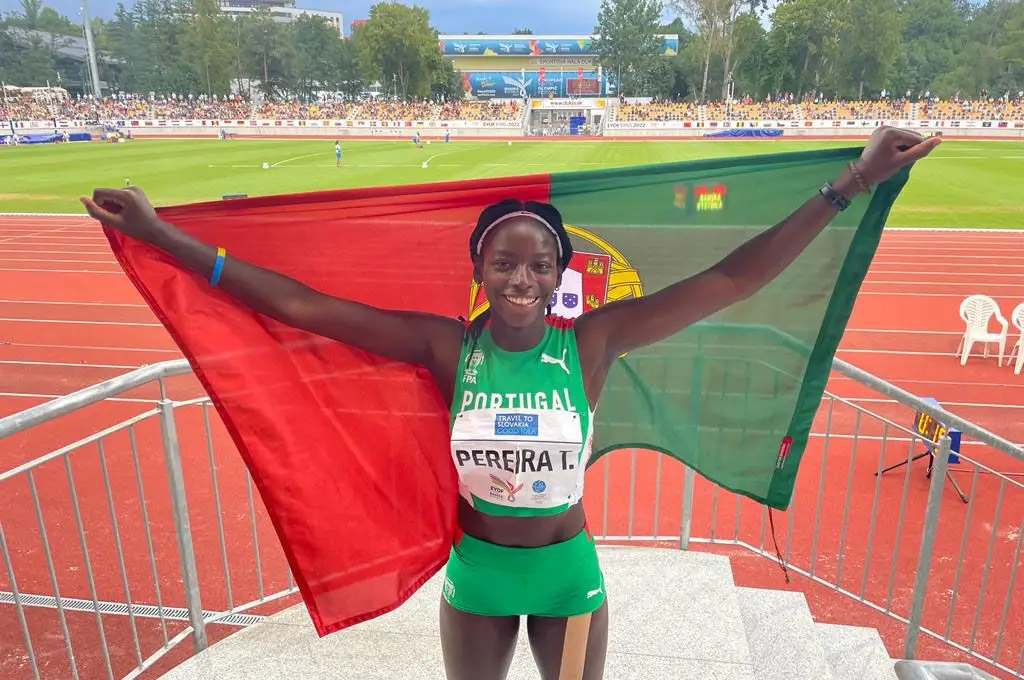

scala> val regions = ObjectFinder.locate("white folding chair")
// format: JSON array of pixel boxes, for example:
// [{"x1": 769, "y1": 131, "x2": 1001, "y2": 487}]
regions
[
  {"x1": 1008, "y1": 303, "x2": 1024, "y2": 376},
  {"x1": 955, "y1": 294, "x2": 1008, "y2": 367}
]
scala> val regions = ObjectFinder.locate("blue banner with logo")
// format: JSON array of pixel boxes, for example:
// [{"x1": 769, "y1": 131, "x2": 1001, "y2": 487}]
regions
[
  {"x1": 460, "y1": 70, "x2": 606, "y2": 98},
  {"x1": 439, "y1": 35, "x2": 678, "y2": 57}
]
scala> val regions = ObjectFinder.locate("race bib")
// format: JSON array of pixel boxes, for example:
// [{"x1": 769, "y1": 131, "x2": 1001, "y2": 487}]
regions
[{"x1": 450, "y1": 408, "x2": 584, "y2": 509}]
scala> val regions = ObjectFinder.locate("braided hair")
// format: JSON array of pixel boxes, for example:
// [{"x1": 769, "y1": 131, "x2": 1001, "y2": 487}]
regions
[{"x1": 462, "y1": 198, "x2": 573, "y2": 363}]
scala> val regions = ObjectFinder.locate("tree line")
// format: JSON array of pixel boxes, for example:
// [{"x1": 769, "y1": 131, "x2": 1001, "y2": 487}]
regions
[
  {"x1": 1, "y1": 0, "x2": 1022, "y2": 103},
  {"x1": 597, "y1": 0, "x2": 1022, "y2": 101},
  {"x1": 1, "y1": 0, "x2": 462, "y2": 101}
]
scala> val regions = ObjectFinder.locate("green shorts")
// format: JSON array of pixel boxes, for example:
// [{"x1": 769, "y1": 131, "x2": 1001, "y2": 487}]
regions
[{"x1": 442, "y1": 527, "x2": 605, "y2": 618}]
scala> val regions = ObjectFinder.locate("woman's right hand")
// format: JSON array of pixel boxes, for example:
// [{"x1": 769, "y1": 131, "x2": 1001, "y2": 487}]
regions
[{"x1": 81, "y1": 187, "x2": 167, "y2": 243}]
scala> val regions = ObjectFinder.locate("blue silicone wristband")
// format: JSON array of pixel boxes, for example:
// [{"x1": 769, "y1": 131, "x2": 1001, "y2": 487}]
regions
[{"x1": 210, "y1": 247, "x2": 226, "y2": 286}]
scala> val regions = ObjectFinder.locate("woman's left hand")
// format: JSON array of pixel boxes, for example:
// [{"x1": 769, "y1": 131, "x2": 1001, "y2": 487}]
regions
[{"x1": 855, "y1": 125, "x2": 942, "y2": 187}]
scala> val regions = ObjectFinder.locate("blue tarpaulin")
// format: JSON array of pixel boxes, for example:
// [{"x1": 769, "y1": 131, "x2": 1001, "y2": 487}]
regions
[
  {"x1": 703, "y1": 128, "x2": 784, "y2": 138},
  {"x1": 2, "y1": 131, "x2": 92, "y2": 144}
]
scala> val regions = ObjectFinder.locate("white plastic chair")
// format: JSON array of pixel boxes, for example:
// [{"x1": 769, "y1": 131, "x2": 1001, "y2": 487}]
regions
[
  {"x1": 1008, "y1": 303, "x2": 1024, "y2": 376},
  {"x1": 955, "y1": 295, "x2": 1008, "y2": 366}
]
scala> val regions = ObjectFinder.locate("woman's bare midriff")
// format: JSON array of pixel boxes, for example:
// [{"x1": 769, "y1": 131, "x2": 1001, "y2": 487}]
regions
[{"x1": 457, "y1": 496, "x2": 586, "y2": 548}]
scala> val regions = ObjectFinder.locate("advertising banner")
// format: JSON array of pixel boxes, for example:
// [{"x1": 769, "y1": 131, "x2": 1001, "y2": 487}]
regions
[
  {"x1": 460, "y1": 70, "x2": 605, "y2": 98},
  {"x1": 438, "y1": 34, "x2": 678, "y2": 57},
  {"x1": 602, "y1": 119, "x2": 1021, "y2": 130}
]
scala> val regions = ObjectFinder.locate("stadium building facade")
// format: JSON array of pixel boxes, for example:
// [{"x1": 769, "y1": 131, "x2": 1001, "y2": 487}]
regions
[
  {"x1": 438, "y1": 34, "x2": 678, "y2": 135},
  {"x1": 218, "y1": 0, "x2": 343, "y2": 35},
  {"x1": 439, "y1": 34, "x2": 678, "y2": 100}
]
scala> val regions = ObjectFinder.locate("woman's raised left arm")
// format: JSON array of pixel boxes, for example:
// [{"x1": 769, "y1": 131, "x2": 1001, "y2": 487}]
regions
[{"x1": 575, "y1": 126, "x2": 941, "y2": 360}]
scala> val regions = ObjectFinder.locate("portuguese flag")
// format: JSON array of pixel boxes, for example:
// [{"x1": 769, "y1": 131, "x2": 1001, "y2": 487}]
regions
[{"x1": 104, "y1": 147, "x2": 911, "y2": 636}]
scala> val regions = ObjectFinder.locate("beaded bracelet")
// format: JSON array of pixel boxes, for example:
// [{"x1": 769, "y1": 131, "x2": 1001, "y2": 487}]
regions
[{"x1": 848, "y1": 162, "x2": 871, "y2": 194}]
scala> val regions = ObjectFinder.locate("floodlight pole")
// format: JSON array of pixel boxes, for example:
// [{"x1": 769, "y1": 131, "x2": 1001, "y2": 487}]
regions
[{"x1": 80, "y1": 0, "x2": 103, "y2": 97}]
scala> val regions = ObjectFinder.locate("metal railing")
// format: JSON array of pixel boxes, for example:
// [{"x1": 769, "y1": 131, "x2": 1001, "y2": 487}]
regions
[
  {"x1": 585, "y1": 348, "x2": 1024, "y2": 680},
  {"x1": 0, "y1": 360, "x2": 299, "y2": 680},
  {"x1": 2, "y1": 347, "x2": 1023, "y2": 679}
]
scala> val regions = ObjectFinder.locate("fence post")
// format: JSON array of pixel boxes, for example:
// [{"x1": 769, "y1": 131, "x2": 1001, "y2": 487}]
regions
[
  {"x1": 903, "y1": 435, "x2": 951, "y2": 659},
  {"x1": 680, "y1": 334, "x2": 705, "y2": 551},
  {"x1": 680, "y1": 467, "x2": 695, "y2": 550},
  {"x1": 159, "y1": 399, "x2": 208, "y2": 652}
]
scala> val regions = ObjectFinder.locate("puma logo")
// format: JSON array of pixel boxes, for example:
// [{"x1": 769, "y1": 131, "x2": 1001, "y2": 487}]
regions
[
  {"x1": 541, "y1": 349, "x2": 570, "y2": 375},
  {"x1": 586, "y1": 587, "x2": 602, "y2": 599}
]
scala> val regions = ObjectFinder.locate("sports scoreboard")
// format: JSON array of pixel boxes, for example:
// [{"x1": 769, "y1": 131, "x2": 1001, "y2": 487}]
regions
[
  {"x1": 914, "y1": 410, "x2": 948, "y2": 443},
  {"x1": 913, "y1": 398, "x2": 961, "y2": 463}
]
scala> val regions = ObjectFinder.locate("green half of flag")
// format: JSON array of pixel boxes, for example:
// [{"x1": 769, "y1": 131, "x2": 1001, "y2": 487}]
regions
[{"x1": 547, "y1": 147, "x2": 909, "y2": 509}]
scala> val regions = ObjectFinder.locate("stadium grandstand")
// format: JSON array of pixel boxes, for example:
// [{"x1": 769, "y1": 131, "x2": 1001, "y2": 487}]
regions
[{"x1": 5, "y1": 90, "x2": 1024, "y2": 143}]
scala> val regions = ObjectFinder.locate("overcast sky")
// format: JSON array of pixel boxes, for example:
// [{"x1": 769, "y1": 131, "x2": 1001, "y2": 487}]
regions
[
  {"x1": 37, "y1": 0, "x2": 615, "y2": 33},
  {"x1": 20, "y1": 0, "x2": 986, "y2": 36}
]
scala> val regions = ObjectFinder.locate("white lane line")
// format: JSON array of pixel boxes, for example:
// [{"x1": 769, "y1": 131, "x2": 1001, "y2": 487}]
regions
[
  {"x1": 0, "y1": 249, "x2": 119, "y2": 256},
  {"x1": 0, "y1": 317, "x2": 162, "y2": 327},
  {"x1": 836, "y1": 348, "x2": 956, "y2": 356},
  {"x1": 0, "y1": 360, "x2": 141, "y2": 370},
  {"x1": 0, "y1": 243, "x2": 110, "y2": 248},
  {"x1": 0, "y1": 225, "x2": 83, "y2": 245},
  {"x1": 836, "y1": 347, "x2": 1012, "y2": 358},
  {"x1": 1, "y1": 342, "x2": 178, "y2": 354},
  {"x1": 0, "y1": 229, "x2": 96, "y2": 234},
  {"x1": 843, "y1": 329, "x2": 962, "y2": 335},
  {"x1": 863, "y1": 279, "x2": 1024, "y2": 288},
  {"x1": 0, "y1": 268, "x2": 123, "y2": 275},
  {"x1": 0, "y1": 391, "x2": 157, "y2": 404},
  {"x1": 870, "y1": 261, "x2": 1024, "y2": 269},
  {"x1": 0, "y1": 300, "x2": 149, "y2": 308},
  {"x1": 869, "y1": 270, "x2": 1024, "y2": 278},
  {"x1": 859, "y1": 292, "x2": 1021, "y2": 299},
  {"x1": 0, "y1": 235, "x2": 107, "y2": 242},
  {"x1": 0, "y1": 258, "x2": 117, "y2": 265},
  {"x1": 828, "y1": 377, "x2": 1023, "y2": 389},
  {"x1": 875, "y1": 247, "x2": 1023, "y2": 254}
]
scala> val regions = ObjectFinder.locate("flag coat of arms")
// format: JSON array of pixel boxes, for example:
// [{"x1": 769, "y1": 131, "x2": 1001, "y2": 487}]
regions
[{"x1": 103, "y1": 148, "x2": 912, "y2": 636}]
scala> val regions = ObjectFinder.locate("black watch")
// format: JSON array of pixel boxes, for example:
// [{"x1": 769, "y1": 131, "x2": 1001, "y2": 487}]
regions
[{"x1": 819, "y1": 182, "x2": 851, "y2": 211}]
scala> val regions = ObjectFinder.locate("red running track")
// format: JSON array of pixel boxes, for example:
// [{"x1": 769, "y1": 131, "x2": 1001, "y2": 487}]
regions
[{"x1": 0, "y1": 216, "x2": 1023, "y2": 679}]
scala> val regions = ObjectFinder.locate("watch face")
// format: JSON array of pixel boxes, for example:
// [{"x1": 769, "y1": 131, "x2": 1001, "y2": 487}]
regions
[{"x1": 821, "y1": 183, "x2": 848, "y2": 210}]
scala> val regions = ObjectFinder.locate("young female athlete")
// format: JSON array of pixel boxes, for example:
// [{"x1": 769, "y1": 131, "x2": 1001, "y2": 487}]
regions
[{"x1": 82, "y1": 126, "x2": 937, "y2": 680}]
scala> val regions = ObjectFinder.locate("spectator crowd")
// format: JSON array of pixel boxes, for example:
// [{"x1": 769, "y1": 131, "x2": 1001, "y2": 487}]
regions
[
  {"x1": 619, "y1": 93, "x2": 1024, "y2": 122},
  {"x1": 1, "y1": 92, "x2": 521, "y2": 123},
  {"x1": 3, "y1": 90, "x2": 1023, "y2": 124}
]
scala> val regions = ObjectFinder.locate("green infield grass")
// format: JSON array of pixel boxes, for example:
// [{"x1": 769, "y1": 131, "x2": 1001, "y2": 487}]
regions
[{"x1": 1, "y1": 137, "x2": 1021, "y2": 228}]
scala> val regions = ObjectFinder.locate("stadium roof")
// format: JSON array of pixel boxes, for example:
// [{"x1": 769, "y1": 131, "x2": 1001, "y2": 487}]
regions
[{"x1": 8, "y1": 27, "x2": 122, "y2": 65}]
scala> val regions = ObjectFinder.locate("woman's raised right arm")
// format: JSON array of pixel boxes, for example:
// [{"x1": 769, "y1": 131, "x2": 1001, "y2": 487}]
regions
[{"x1": 82, "y1": 187, "x2": 464, "y2": 369}]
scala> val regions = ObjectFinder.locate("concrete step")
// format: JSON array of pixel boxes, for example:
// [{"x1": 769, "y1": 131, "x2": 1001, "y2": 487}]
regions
[
  {"x1": 737, "y1": 586, "x2": 835, "y2": 680},
  {"x1": 161, "y1": 546, "x2": 759, "y2": 679},
  {"x1": 817, "y1": 623, "x2": 899, "y2": 680}
]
